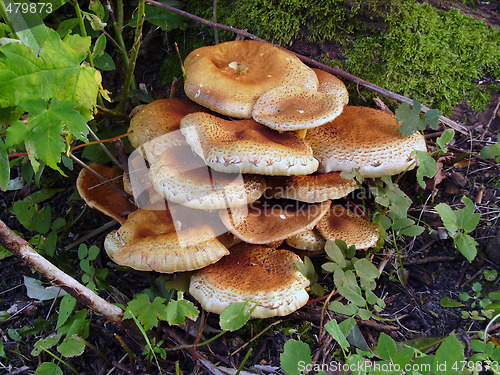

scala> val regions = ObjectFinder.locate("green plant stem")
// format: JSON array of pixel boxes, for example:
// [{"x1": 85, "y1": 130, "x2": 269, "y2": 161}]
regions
[
  {"x1": 73, "y1": 1, "x2": 94, "y2": 68},
  {"x1": 128, "y1": 311, "x2": 162, "y2": 375},
  {"x1": 407, "y1": 215, "x2": 433, "y2": 231},
  {"x1": 42, "y1": 348, "x2": 79, "y2": 375},
  {"x1": 168, "y1": 330, "x2": 227, "y2": 351},
  {"x1": 235, "y1": 348, "x2": 252, "y2": 375},
  {"x1": 0, "y1": 0, "x2": 19, "y2": 38},
  {"x1": 118, "y1": 0, "x2": 144, "y2": 113}
]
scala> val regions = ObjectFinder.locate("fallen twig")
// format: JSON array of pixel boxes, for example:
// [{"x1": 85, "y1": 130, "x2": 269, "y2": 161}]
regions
[{"x1": 0, "y1": 219, "x2": 124, "y2": 324}]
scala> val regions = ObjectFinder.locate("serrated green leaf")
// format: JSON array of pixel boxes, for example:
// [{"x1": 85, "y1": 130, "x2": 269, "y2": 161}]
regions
[
  {"x1": 56, "y1": 294, "x2": 76, "y2": 330},
  {"x1": 280, "y1": 339, "x2": 311, "y2": 375},
  {"x1": 125, "y1": 294, "x2": 168, "y2": 331},
  {"x1": 435, "y1": 203, "x2": 458, "y2": 232},
  {"x1": 413, "y1": 150, "x2": 438, "y2": 188},
  {"x1": 165, "y1": 297, "x2": 199, "y2": 326},
  {"x1": 32, "y1": 334, "x2": 61, "y2": 356},
  {"x1": 57, "y1": 335, "x2": 85, "y2": 357},
  {"x1": 0, "y1": 139, "x2": 9, "y2": 191},
  {"x1": 325, "y1": 320, "x2": 350, "y2": 351},
  {"x1": 220, "y1": 301, "x2": 253, "y2": 331},
  {"x1": 376, "y1": 332, "x2": 397, "y2": 360},
  {"x1": 454, "y1": 232, "x2": 478, "y2": 262},
  {"x1": 0, "y1": 26, "x2": 98, "y2": 120},
  {"x1": 455, "y1": 197, "x2": 480, "y2": 233},
  {"x1": 434, "y1": 335, "x2": 464, "y2": 374},
  {"x1": 436, "y1": 129, "x2": 455, "y2": 151},
  {"x1": 423, "y1": 108, "x2": 442, "y2": 130},
  {"x1": 34, "y1": 362, "x2": 63, "y2": 375},
  {"x1": 440, "y1": 297, "x2": 465, "y2": 308},
  {"x1": 354, "y1": 258, "x2": 380, "y2": 281}
]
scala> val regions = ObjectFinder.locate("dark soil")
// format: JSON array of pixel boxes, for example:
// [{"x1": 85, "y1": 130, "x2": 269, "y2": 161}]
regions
[{"x1": 1, "y1": 1, "x2": 499, "y2": 374}]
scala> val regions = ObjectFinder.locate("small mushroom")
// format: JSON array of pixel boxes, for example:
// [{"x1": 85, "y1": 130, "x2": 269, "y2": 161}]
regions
[
  {"x1": 149, "y1": 142, "x2": 266, "y2": 209},
  {"x1": 265, "y1": 172, "x2": 359, "y2": 203},
  {"x1": 219, "y1": 197, "x2": 331, "y2": 244},
  {"x1": 305, "y1": 106, "x2": 427, "y2": 177},
  {"x1": 316, "y1": 205, "x2": 380, "y2": 250},
  {"x1": 76, "y1": 163, "x2": 136, "y2": 224},
  {"x1": 189, "y1": 243, "x2": 310, "y2": 318},
  {"x1": 128, "y1": 98, "x2": 207, "y2": 162},
  {"x1": 252, "y1": 68, "x2": 349, "y2": 131},
  {"x1": 180, "y1": 112, "x2": 318, "y2": 175},
  {"x1": 104, "y1": 205, "x2": 229, "y2": 273},
  {"x1": 183, "y1": 40, "x2": 318, "y2": 118},
  {"x1": 285, "y1": 228, "x2": 326, "y2": 253}
]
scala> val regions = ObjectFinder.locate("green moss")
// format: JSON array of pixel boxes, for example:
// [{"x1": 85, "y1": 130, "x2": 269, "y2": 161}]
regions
[{"x1": 185, "y1": 0, "x2": 499, "y2": 114}]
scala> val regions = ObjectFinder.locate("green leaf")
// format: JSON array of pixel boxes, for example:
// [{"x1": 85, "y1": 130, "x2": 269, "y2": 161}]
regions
[
  {"x1": 337, "y1": 286, "x2": 366, "y2": 307},
  {"x1": 58, "y1": 310, "x2": 89, "y2": 338},
  {"x1": 440, "y1": 297, "x2": 465, "y2": 308},
  {"x1": 454, "y1": 232, "x2": 478, "y2": 262},
  {"x1": 436, "y1": 129, "x2": 455, "y2": 151},
  {"x1": 480, "y1": 142, "x2": 500, "y2": 160},
  {"x1": 413, "y1": 150, "x2": 438, "y2": 188},
  {"x1": 357, "y1": 309, "x2": 372, "y2": 320},
  {"x1": 455, "y1": 197, "x2": 480, "y2": 233},
  {"x1": 0, "y1": 26, "x2": 98, "y2": 120},
  {"x1": 325, "y1": 319, "x2": 350, "y2": 351},
  {"x1": 32, "y1": 334, "x2": 61, "y2": 356},
  {"x1": 329, "y1": 301, "x2": 359, "y2": 316},
  {"x1": 124, "y1": 294, "x2": 168, "y2": 331},
  {"x1": 375, "y1": 332, "x2": 397, "y2": 360},
  {"x1": 392, "y1": 346, "x2": 415, "y2": 368},
  {"x1": 165, "y1": 296, "x2": 199, "y2": 326},
  {"x1": 434, "y1": 335, "x2": 464, "y2": 375},
  {"x1": 220, "y1": 301, "x2": 254, "y2": 331},
  {"x1": 435, "y1": 203, "x2": 458, "y2": 232},
  {"x1": 396, "y1": 100, "x2": 426, "y2": 137},
  {"x1": 0, "y1": 139, "x2": 9, "y2": 191},
  {"x1": 34, "y1": 362, "x2": 63, "y2": 375},
  {"x1": 423, "y1": 108, "x2": 442, "y2": 130},
  {"x1": 43, "y1": 230, "x2": 57, "y2": 257},
  {"x1": 56, "y1": 294, "x2": 77, "y2": 330},
  {"x1": 92, "y1": 34, "x2": 106, "y2": 58},
  {"x1": 325, "y1": 240, "x2": 346, "y2": 267},
  {"x1": 93, "y1": 52, "x2": 115, "y2": 71},
  {"x1": 400, "y1": 225, "x2": 425, "y2": 237},
  {"x1": 280, "y1": 339, "x2": 311, "y2": 375},
  {"x1": 57, "y1": 335, "x2": 85, "y2": 357},
  {"x1": 24, "y1": 276, "x2": 67, "y2": 300},
  {"x1": 87, "y1": 245, "x2": 100, "y2": 261},
  {"x1": 489, "y1": 291, "x2": 500, "y2": 301},
  {"x1": 353, "y1": 258, "x2": 380, "y2": 281}
]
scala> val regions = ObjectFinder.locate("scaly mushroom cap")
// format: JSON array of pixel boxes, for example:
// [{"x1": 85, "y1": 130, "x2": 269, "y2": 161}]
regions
[
  {"x1": 180, "y1": 112, "x2": 318, "y2": 175},
  {"x1": 285, "y1": 228, "x2": 326, "y2": 253},
  {"x1": 128, "y1": 98, "x2": 207, "y2": 162},
  {"x1": 104, "y1": 207, "x2": 229, "y2": 273},
  {"x1": 189, "y1": 243, "x2": 310, "y2": 318},
  {"x1": 184, "y1": 40, "x2": 318, "y2": 118},
  {"x1": 316, "y1": 206, "x2": 380, "y2": 250},
  {"x1": 149, "y1": 143, "x2": 266, "y2": 209},
  {"x1": 265, "y1": 172, "x2": 359, "y2": 203},
  {"x1": 305, "y1": 106, "x2": 427, "y2": 177},
  {"x1": 76, "y1": 163, "x2": 136, "y2": 224},
  {"x1": 219, "y1": 198, "x2": 331, "y2": 244},
  {"x1": 252, "y1": 68, "x2": 349, "y2": 131}
]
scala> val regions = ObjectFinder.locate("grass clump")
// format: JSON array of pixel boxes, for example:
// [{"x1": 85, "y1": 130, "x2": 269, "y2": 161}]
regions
[{"x1": 187, "y1": 0, "x2": 500, "y2": 114}]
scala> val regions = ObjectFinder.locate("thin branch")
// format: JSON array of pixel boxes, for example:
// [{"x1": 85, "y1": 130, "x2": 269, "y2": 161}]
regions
[
  {"x1": 145, "y1": 0, "x2": 468, "y2": 135},
  {"x1": 0, "y1": 219, "x2": 123, "y2": 324}
]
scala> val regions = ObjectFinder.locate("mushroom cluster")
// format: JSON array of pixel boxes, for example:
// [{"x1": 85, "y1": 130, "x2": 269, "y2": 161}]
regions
[{"x1": 78, "y1": 40, "x2": 427, "y2": 319}]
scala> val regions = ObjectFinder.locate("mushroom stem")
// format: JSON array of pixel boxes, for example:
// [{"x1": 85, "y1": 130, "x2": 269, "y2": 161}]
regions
[{"x1": 0, "y1": 219, "x2": 124, "y2": 324}]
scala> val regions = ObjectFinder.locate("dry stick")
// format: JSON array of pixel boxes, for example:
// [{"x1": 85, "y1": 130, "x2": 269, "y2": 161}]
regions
[
  {"x1": 87, "y1": 125, "x2": 122, "y2": 168},
  {"x1": 213, "y1": 0, "x2": 219, "y2": 44},
  {"x1": 0, "y1": 220, "x2": 123, "y2": 324},
  {"x1": 145, "y1": 0, "x2": 468, "y2": 135}
]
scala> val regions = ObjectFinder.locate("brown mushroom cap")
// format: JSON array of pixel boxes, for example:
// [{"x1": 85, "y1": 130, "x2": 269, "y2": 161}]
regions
[
  {"x1": 149, "y1": 143, "x2": 266, "y2": 209},
  {"x1": 180, "y1": 112, "x2": 318, "y2": 175},
  {"x1": 76, "y1": 163, "x2": 136, "y2": 224},
  {"x1": 128, "y1": 98, "x2": 207, "y2": 162},
  {"x1": 184, "y1": 40, "x2": 318, "y2": 118},
  {"x1": 285, "y1": 228, "x2": 326, "y2": 253},
  {"x1": 219, "y1": 198, "x2": 331, "y2": 244},
  {"x1": 316, "y1": 205, "x2": 380, "y2": 250},
  {"x1": 265, "y1": 172, "x2": 359, "y2": 203},
  {"x1": 104, "y1": 207, "x2": 229, "y2": 273},
  {"x1": 189, "y1": 243, "x2": 310, "y2": 318},
  {"x1": 305, "y1": 106, "x2": 427, "y2": 177},
  {"x1": 252, "y1": 68, "x2": 349, "y2": 131}
]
